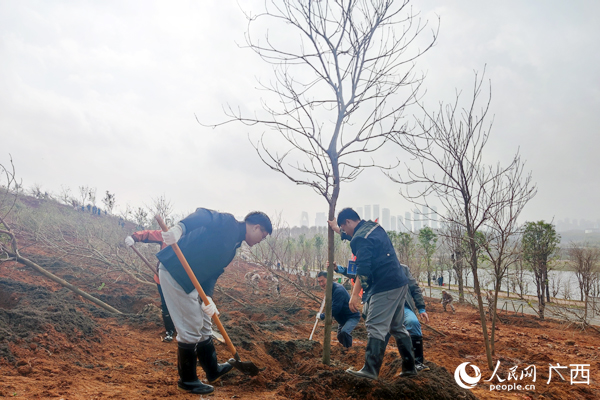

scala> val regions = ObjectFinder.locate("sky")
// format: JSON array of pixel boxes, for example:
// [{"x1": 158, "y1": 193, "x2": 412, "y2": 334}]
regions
[{"x1": 1, "y1": 0, "x2": 598, "y2": 229}]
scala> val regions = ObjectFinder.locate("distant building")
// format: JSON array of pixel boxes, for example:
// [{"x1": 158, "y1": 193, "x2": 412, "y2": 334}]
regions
[
  {"x1": 397, "y1": 215, "x2": 405, "y2": 232},
  {"x1": 382, "y1": 208, "x2": 390, "y2": 230},
  {"x1": 300, "y1": 211, "x2": 309, "y2": 227},
  {"x1": 315, "y1": 212, "x2": 327, "y2": 227},
  {"x1": 364, "y1": 205, "x2": 372, "y2": 221},
  {"x1": 373, "y1": 204, "x2": 380, "y2": 222},
  {"x1": 413, "y1": 210, "x2": 421, "y2": 231}
]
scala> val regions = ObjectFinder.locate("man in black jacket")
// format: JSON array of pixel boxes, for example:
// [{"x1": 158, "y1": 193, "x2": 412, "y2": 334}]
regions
[
  {"x1": 157, "y1": 208, "x2": 272, "y2": 395},
  {"x1": 316, "y1": 271, "x2": 361, "y2": 348},
  {"x1": 329, "y1": 208, "x2": 417, "y2": 380}
]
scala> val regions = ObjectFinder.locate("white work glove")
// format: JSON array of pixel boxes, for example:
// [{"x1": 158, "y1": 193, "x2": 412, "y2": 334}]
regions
[
  {"x1": 124, "y1": 236, "x2": 135, "y2": 247},
  {"x1": 316, "y1": 312, "x2": 325, "y2": 320},
  {"x1": 201, "y1": 296, "x2": 219, "y2": 318},
  {"x1": 161, "y1": 224, "x2": 183, "y2": 245}
]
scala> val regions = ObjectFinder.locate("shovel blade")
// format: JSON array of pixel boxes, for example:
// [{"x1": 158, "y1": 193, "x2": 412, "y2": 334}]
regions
[{"x1": 227, "y1": 357, "x2": 263, "y2": 376}]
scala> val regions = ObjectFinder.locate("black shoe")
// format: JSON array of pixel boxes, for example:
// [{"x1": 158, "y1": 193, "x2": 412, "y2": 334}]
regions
[
  {"x1": 178, "y1": 379, "x2": 214, "y2": 394},
  {"x1": 346, "y1": 337, "x2": 386, "y2": 380},
  {"x1": 337, "y1": 331, "x2": 353, "y2": 348},
  {"x1": 196, "y1": 337, "x2": 234, "y2": 383},
  {"x1": 396, "y1": 335, "x2": 418, "y2": 377},
  {"x1": 411, "y1": 335, "x2": 425, "y2": 365},
  {"x1": 177, "y1": 342, "x2": 214, "y2": 394}
]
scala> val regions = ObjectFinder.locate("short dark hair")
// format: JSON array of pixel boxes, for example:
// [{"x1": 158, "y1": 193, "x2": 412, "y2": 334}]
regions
[
  {"x1": 317, "y1": 271, "x2": 327, "y2": 278},
  {"x1": 337, "y1": 207, "x2": 360, "y2": 227},
  {"x1": 244, "y1": 211, "x2": 273, "y2": 234}
]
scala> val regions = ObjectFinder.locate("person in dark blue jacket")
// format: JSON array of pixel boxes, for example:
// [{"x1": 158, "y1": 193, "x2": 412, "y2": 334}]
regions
[
  {"x1": 329, "y1": 208, "x2": 417, "y2": 380},
  {"x1": 316, "y1": 271, "x2": 360, "y2": 348},
  {"x1": 157, "y1": 208, "x2": 272, "y2": 395}
]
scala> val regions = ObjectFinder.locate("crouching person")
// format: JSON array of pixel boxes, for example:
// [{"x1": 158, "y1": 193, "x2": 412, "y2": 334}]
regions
[
  {"x1": 329, "y1": 208, "x2": 417, "y2": 380},
  {"x1": 316, "y1": 271, "x2": 360, "y2": 348},
  {"x1": 157, "y1": 209, "x2": 272, "y2": 394}
]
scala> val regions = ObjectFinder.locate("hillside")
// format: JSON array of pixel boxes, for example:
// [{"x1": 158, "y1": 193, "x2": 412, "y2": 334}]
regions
[{"x1": 0, "y1": 198, "x2": 598, "y2": 399}]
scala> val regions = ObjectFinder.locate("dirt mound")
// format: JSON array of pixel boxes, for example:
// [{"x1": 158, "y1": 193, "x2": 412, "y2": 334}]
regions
[{"x1": 0, "y1": 277, "x2": 97, "y2": 362}]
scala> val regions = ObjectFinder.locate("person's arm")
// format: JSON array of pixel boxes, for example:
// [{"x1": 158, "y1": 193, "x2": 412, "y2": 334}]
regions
[
  {"x1": 353, "y1": 238, "x2": 373, "y2": 292},
  {"x1": 328, "y1": 220, "x2": 352, "y2": 241},
  {"x1": 349, "y1": 276, "x2": 362, "y2": 313},
  {"x1": 131, "y1": 230, "x2": 164, "y2": 244}
]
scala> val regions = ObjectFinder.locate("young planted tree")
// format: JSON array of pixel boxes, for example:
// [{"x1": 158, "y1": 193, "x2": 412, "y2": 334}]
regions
[
  {"x1": 479, "y1": 166, "x2": 536, "y2": 354},
  {"x1": 522, "y1": 221, "x2": 560, "y2": 321},
  {"x1": 568, "y1": 243, "x2": 600, "y2": 320},
  {"x1": 213, "y1": 0, "x2": 437, "y2": 364},
  {"x1": 418, "y1": 226, "x2": 437, "y2": 296},
  {"x1": 388, "y1": 71, "x2": 534, "y2": 370},
  {"x1": 441, "y1": 220, "x2": 467, "y2": 302}
]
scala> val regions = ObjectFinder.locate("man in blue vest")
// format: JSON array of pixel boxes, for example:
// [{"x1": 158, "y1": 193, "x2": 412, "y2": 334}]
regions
[
  {"x1": 329, "y1": 208, "x2": 417, "y2": 380},
  {"x1": 316, "y1": 271, "x2": 361, "y2": 348},
  {"x1": 157, "y1": 209, "x2": 272, "y2": 395}
]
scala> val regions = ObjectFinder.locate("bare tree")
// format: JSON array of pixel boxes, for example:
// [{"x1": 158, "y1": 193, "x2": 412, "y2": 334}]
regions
[
  {"x1": 102, "y1": 191, "x2": 116, "y2": 214},
  {"x1": 78, "y1": 185, "x2": 90, "y2": 206},
  {"x1": 568, "y1": 243, "x2": 600, "y2": 320},
  {"x1": 149, "y1": 195, "x2": 173, "y2": 226},
  {"x1": 209, "y1": 0, "x2": 437, "y2": 364},
  {"x1": 479, "y1": 166, "x2": 536, "y2": 354},
  {"x1": 441, "y1": 220, "x2": 467, "y2": 302},
  {"x1": 388, "y1": 70, "x2": 534, "y2": 370}
]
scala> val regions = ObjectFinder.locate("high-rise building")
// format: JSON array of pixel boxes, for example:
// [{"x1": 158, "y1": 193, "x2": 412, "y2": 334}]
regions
[
  {"x1": 404, "y1": 212, "x2": 412, "y2": 232},
  {"x1": 364, "y1": 205, "x2": 372, "y2": 220},
  {"x1": 391, "y1": 216, "x2": 397, "y2": 232},
  {"x1": 397, "y1": 215, "x2": 404, "y2": 232},
  {"x1": 422, "y1": 205, "x2": 430, "y2": 228},
  {"x1": 431, "y1": 206, "x2": 438, "y2": 229},
  {"x1": 413, "y1": 210, "x2": 421, "y2": 231},
  {"x1": 300, "y1": 211, "x2": 309, "y2": 227},
  {"x1": 373, "y1": 204, "x2": 380, "y2": 222},
  {"x1": 315, "y1": 212, "x2": 326, "y2": 227},
  {"x1": 382, "y1": 208, "x2": 391, "y2": 230}
]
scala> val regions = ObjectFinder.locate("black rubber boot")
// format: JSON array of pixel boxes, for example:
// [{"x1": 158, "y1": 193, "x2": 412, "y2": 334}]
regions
[
  {"x1": 345, "y1": 337, "x2": 386, "y2": 380},
  {"x1": 396, "y1": 335, "x2": 418, "y2": 377},
  {"x1": 196, "y1": 337, "x2": 234, "y2": 383},
  {"x1": 337, "y1": 331, "x2": 353, "y2": 348},
  {"x1": 411, "y1": 335, "x2": 430, "y2": 372},
  {"x1": 177, "y1": 342, "x2": 214, "y2": 394}
]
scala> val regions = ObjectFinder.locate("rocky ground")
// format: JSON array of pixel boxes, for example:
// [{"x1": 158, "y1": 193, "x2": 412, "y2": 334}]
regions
[{"x1": 1, "y1": 246, "x2": 599, "y2": 399}]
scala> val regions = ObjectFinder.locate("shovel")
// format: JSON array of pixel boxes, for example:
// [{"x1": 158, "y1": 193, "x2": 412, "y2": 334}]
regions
[
  {"x1": 155, "y1": 215, "x2": 262, "y2": 376},
  {"x1": 129, "y1": 245, "x2": 158, "y2": 275},
  {"x1": 309, "y1": 296, "x2": 326, "y2": 341}
]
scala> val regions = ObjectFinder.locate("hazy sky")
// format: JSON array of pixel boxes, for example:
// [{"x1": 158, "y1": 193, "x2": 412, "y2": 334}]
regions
[{"x1": 1, "y1": 0, "x2": 598, "y2": 228}]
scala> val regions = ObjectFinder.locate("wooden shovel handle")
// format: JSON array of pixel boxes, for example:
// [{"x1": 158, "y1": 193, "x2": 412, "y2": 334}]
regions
[{"x1": 155, "y1": 215, "x2": 238, "y2": 358}]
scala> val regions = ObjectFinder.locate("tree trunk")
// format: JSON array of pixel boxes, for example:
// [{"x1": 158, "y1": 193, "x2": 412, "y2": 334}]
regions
[
  {"x1": 7, "y1": 250, "x2": 122, "y2": 314},
  {"x1": 468, "y1": 237, "x2": 493, "y2": 370}
]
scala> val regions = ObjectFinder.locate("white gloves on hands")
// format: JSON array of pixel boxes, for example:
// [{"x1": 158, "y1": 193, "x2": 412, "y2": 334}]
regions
[
  {"x1": 201, "y1": 296, "x2": 219, "y2": 318},
  {"x1": 124, "y1": 236, "x2": 135, "y2": 247},
  {"x1": 162, "y1": 224, "x2": 183, "y2": 245}
]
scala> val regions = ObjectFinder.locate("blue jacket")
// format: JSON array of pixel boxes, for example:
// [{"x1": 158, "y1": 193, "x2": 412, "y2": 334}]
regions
[
  {"x1": 344, "y1": 220, "x2": 408, "y2": 302},
  {"x1": 156, "y1": 208, "x2": 245, "y2": 295},
  {"x1": 323, "y1": 282, "x2": 360, "y2": 325}
]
